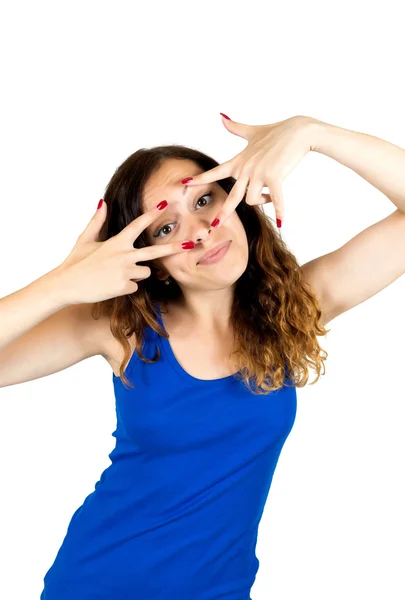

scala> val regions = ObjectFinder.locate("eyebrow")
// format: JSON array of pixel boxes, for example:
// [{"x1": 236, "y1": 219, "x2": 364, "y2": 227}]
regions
[
  {"x1": 147, "y1": 184, "x2": 211, "y2": 229},
  {"x1": 161, "y1": 182, "x2": 195, "y2": 206}
]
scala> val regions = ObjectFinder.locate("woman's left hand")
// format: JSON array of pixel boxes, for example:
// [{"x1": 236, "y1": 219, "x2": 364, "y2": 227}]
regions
[{"x1": 181, "y1": 114, "x2": 319, "y2": 229}]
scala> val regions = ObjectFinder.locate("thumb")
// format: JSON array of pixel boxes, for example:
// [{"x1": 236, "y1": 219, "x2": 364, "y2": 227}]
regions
[
  {"x1": 80, "y1": 199, "x2": 107, "y2": 243},
  {"x1": 220, "y1": 113, "x2": 250, "y2": 141}
]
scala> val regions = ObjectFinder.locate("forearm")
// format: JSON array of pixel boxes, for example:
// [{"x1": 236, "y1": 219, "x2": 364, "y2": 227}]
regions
[
  {"x1": 0, "y1": 267, "x2": 71, "y2": 354},
  {"x1": 309, "y1": 118, "x2": 405, "y2": 214}
]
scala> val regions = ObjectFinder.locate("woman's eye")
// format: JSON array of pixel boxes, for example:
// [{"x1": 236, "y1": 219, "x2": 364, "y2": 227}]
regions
[{"x1": 153, "y1": 192, "x2": 213, "y2": 238}]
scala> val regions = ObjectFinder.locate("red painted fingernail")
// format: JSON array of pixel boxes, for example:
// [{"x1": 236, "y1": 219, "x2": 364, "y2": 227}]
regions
[
  {"x1": 211, "y1": 218, "x2": 220, "y2": 228},
  {"x1": 156, "y1": 200, "x2": 168, "y2": 210},
  {"x1": 220, "y1": 113, "x2": 231, "y2": 120},
  {"x1": 181, "y1": 241, "x2": 195, "y2": 249},
  {"x1": 181, "y1": 177, "x2": 193, "y2": 184},
  {"x1": 277, "y1": 218, "x2": 282, "y2": 228},
  {"x1": 97, "y1": 199, "x2": 103, "y2": 210}
]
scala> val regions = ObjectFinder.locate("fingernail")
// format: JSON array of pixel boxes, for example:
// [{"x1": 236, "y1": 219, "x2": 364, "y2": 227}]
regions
[
  {"x1": 181, "y1": 177, "x2": 193, "y2": 184},
  {"x1": 211, "y1": 218, "x2": 220, "y2": 228},
  {"x1": 156, "y1": 200, "x2": 168, "y2": 210},
  {"x1": 277, "y1": 218, "x2": 282, "y2": 228},
  {"x1": 97, "y1": 199, "x2": 103, "y2": 210},
  {"x1": 181, "y1": 241, "x2": 195, "y2": 250},
  {"x1": 220, "y1": 113, "x2": 231, "y2": 120}
]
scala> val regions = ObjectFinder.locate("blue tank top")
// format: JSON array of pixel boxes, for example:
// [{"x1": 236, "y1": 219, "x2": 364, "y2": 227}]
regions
[{"x1": 40, "y1": 304, "x2": 297, "y2": 600}]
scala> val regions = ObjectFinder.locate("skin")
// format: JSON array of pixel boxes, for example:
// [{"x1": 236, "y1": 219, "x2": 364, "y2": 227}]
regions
[{"x1": 142, "y1": 158, "x2": 249, "y2": 334}]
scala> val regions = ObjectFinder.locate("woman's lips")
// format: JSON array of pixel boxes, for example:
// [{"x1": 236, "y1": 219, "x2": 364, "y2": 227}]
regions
[{"x1": 197, "y1": 240, "x2": 232, "y2": 265}]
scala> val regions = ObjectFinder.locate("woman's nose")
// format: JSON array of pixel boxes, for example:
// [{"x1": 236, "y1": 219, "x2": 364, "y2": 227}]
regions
[
  {"x1": 193, "y1": 226, "x2": 213, "y2": 243},
  {"x1": 186, "y1": 218, "x2": 213, "y2": 243}
]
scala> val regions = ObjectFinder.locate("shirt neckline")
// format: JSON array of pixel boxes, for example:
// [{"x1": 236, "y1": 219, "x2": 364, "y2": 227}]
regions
[{"x1": 156, "y1": 303, "x2": 238, "y2": 386}]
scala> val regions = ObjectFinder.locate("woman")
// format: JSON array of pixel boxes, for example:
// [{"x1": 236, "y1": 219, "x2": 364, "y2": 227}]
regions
[{"x1": 1, "y1": 114, "x2": 404, "y2": 599}]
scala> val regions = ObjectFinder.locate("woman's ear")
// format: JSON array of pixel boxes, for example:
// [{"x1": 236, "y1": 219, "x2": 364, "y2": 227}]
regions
[
  {"x1": 151, "y1": 263, "x2": 169, "y2": 282},
  {"x1": 155, "y1": 271, "x2": 168, "y2": 282}
]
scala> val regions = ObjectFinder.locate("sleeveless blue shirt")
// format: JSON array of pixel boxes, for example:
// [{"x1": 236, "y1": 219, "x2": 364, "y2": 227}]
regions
[{"x1": 41, "y1": 305, "x2": 297, "y2": 599}]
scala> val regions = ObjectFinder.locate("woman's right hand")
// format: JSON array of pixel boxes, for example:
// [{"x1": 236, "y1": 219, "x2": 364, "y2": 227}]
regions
[{"x1": 56, "y1": 200, "x2": 194, "y2": 305}]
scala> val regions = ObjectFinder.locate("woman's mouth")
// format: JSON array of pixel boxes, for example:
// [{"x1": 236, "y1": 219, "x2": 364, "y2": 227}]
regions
[{"x1": 197, "y1": 240, "x2": 232, "y2": 265}]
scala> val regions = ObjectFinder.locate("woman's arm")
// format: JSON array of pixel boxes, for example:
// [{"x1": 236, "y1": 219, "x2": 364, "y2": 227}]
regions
[
  {"x1": 311, "y1": 119, "x2": 405, "y2": 213},
  {"x1": 0, "y1": 267, "x2": 70, "y2": 354}
]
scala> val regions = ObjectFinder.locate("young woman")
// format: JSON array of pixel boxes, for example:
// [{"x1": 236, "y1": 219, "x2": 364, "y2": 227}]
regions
[{"x1": 1, "y1": 114, "x2": 404, "y2": 599}]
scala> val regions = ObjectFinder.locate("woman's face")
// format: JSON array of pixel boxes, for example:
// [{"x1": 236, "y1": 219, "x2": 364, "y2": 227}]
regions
[{"x1": 142, "y1": 158, "x2": 249, "y2": 294}]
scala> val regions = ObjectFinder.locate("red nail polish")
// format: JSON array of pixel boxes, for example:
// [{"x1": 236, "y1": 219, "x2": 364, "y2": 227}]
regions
[
  {"x1": 181, "y1": 241, "x2": 195, "y2": 249},
  {"x1": 97, "y1": 199, "x2": 103, "y2": 210},
  {"x1": 156, "y1": 200, "x2": 168, "y2": 210},
  {"x1": 181, "y1": 177, "x2": 193, "y2": 184},
  {"x1": 277, "y1": 218, "x2": 282, "y2": 228},
  {"x1": 211, "y1": 218, "x2": 220, "y2": 228},
  {"x1": 220, "y1": 113, "x2": 231, "y2": 120}
]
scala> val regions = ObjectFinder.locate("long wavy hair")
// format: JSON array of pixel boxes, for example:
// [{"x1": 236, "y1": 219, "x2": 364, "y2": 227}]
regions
[{"x1": 92, "y1": 144, "x2": 330, "y2": 394}]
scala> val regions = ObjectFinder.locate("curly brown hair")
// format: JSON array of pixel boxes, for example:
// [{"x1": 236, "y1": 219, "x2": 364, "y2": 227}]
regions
[{"x1": 92, "y1": 144, "x2": 330, "y2": 395}]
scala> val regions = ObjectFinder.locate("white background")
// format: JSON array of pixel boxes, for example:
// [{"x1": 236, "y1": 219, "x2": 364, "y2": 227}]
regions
[{"x1": 0, "y1": 1, "x2": 404, "y2": 599}]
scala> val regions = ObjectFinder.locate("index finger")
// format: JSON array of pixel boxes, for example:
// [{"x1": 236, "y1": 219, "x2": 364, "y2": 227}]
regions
[
  {"x1": 209, "y1": 176, "x2": 249, "y2": 229},
  {"x1": 119, "y1": 200, "x2": 169, "y2": 243},
  {"x1": 180, "y1": 157, "x2": 235, "y2": 187},
  {"x1": 133, "y1": 238, "x2": 195, "y2": 265}
]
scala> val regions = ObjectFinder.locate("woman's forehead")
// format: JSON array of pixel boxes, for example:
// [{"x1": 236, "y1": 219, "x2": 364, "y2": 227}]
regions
[{"x1": 142, "y1": 161, "x2": 204, "y2": 212}]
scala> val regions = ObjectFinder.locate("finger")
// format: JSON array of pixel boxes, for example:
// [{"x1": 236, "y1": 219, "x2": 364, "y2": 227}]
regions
[
  {"x1": 180, "y1": 156, "x2": 237, "y2": 187},
  {"x1": 209, "y1": 175, "x2": 250, "y2": 230},
  {"x1": 257, "y1": 193, "x2": 272, "y2": 205},
  {"x1": 119, "y1": 200, "x2": 169, "y2": 244},
  {"x1": 219, "y1": 114, "x2": 253, "y2": 141},
  {"x1": 130, "y1": 239, "x2": 195, "y2": 264},
  {"x1": 259, "y1": 186, "x2": 272, "y2": 204},
  {"x1": 79, "y1": 198, "x2": 107, "y2": 243},
  {"x1": 267, "y1": 182, "x2": 284, "y2": 228},
  {"x1": 129, "y1": 265, "x2": 152, "y2": 281},
  {"x1": 244, "y1": 179, "x2": 269, "y2": 206}
]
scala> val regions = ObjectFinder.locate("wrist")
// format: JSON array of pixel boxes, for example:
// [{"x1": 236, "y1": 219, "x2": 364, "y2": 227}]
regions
[
  {"x1": 306, "y1": 118, "x2": 339, "y2": 154},
  {"x1": 39, "y1": 266, "x2": 77, "y2": 309}
]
